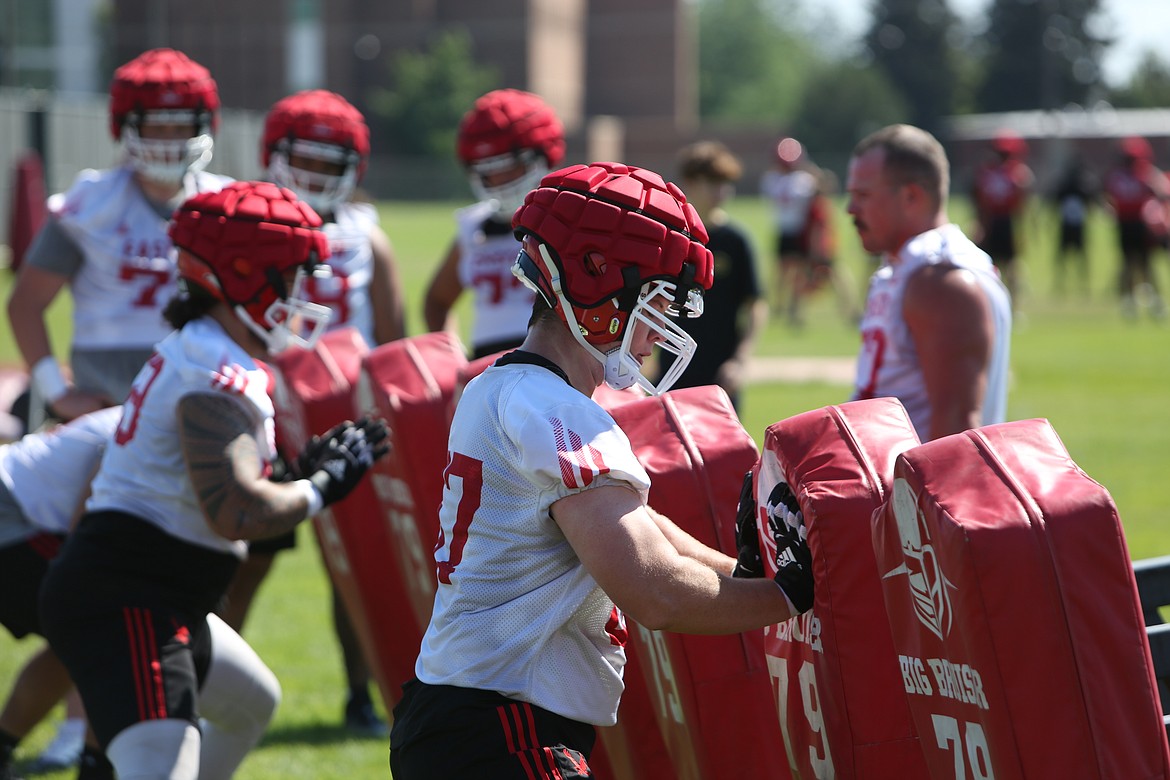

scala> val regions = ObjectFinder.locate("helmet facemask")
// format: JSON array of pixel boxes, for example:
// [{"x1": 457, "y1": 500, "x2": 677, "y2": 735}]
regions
[
  {"x1": 236, "y1": 265, "x2": 334, "y2": 355},
  {"x1": 267, "y1": 138, "x2": 359, "y2": 215},
  {"x1": 469, "y1": 149, "x2": 549, "y2": 219},
  {"x1": 122, "y1": 109, "x2": 214, "y2": 184},
  {"x1": 515, "y1": 243, "x2": 704, "y2": 396}
]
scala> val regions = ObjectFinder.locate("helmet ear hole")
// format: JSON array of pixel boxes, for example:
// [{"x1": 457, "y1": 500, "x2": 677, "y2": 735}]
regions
[{"x1": 583, "y1": 252, "x2": 607, "y2": 278}]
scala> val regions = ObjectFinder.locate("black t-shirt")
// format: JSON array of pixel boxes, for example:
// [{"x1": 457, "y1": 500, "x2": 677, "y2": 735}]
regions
[{"x1": 656, "y1": 220, "x2": 761, "y2": 388}]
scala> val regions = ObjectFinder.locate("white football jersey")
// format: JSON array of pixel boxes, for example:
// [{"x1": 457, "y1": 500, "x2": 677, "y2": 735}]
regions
[
  {"x1": 86, "y1": 318, "x2": 275, "y2": 558},
  {"x1": 416, "y1": 357, "x2": 651, "y2": 726},
  {"x1": 309, "y1": 201, "x2": 380, "y2": 346},
  {"x1": 760, "y1": 168, "x2": 818, "y2": 233},
  {"x1": 0, "y1": 406, "x2": 121, "y2": 540},
  {"x1": 455, "y1": 201, "x2": 533, "y2": 350},
  {"x1": 853, "y1": 224, "x2": 1012, "y2": 439},
  {"x1": 50, "y1": 165, "x2": 231, "y2": 350}
]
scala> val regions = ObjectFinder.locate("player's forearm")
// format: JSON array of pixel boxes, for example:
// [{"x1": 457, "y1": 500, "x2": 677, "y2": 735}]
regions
[{"x1": 645, "y1": 504, "x2": 736, "y2": 573}]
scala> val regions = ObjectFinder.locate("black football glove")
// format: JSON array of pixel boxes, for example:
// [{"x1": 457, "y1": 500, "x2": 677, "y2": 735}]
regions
[
  {"x1": 298, "y1": 418, "x2": 390, "y2": 507},
  {"x1": 765, "y1": 480, "x2": 814, "y2": 613},
  {"x1": 731, "y1": 470, "x2": 764, "y2": 578}
]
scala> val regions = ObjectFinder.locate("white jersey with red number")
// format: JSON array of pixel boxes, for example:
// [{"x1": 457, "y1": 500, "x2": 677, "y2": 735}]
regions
[
  {"x1": 760, "y1": 168, "x2": 818, "y2": 234},
  {"x1": 86, "y1": 318, "x2": 275, "y2": 558},
  {"x1": 853, "y1": 224, "x2": 1011, "y2": 439},
  {"x1": 50, "y1": 165, "x2": 231, "y2": 350},
  {"x1": 309, "y1": 201, "x2": 379, "y2": 346},
  {"x1": 0, "y1": 406, "x2": 121, "y2": 537},
  {"x1": 455, "y1": 201, "x2": 533, "y2": 350},
  {"x1": 416, "y1": 358, "x2": 651, "y2": 726}
]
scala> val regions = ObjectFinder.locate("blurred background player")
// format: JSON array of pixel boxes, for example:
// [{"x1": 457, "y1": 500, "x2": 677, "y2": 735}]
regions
[
  {"x1": 0, "y1": 408, "x2": 121, "y2": 780},
  {"x1": 655, "y1": 140, "x2": 764, "y2": 410},
  {"x1": 37, "y1": 181, "x2": 387, "y2": 780},
  {"x1": 970, "y1": 130, "x2": 1034, "y2": 309},
  {"x1": 847, "y1": 123, "x2": 1012, "y2": 442},
  {"x1": 1103, "y1": 135, "x2": 1168, "y2": 320},
  {"x1": 6, "y1": 48, "x2": 229, "y2": 430},
  {"x1": 423, "y1": 89, "x2": 565, "y2": 358},
  {"x1": 222, "y1": 88, "x2": 408, "y2": 735},
  {"x1": 1049, "y1": 154, "x2": 1098, "y2": 297},
  {"x1": 759, "y1": 136, "x2": 818, "y2": 326},
  {"x1": 3, "y1": 46, "x2": 228, "y2": 772}
]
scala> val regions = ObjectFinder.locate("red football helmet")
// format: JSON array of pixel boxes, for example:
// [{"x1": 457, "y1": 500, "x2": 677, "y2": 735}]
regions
[
  {"x1": 992, "y1": 130, "x2": 1028, "y2": 158},
  {"x1": 457, "y1": 89, "x2": 565, "y2": 218},
  {"x1": 262, "y1": 90, "x2": 370, "y2": 215},
  {"x1": 512, "y1": 162, "x2": 713, "y2": 395},
  {"x1": 169, "y1": 181, "x2": 333, "y2": 354},
  {"x1": 109, "y1": 48, "x2": 220, "y2": 184}
]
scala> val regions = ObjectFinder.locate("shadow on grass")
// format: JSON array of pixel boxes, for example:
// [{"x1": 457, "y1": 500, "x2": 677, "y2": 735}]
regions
[{"x1": 259, "y1": 721, "x2": 390, "y2": 747}]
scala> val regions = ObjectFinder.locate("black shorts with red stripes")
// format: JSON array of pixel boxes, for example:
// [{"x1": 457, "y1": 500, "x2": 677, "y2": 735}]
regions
[
  {"x1": 0, "y1": 531, "x2": 64, "y2": 639},
  {"x1": 389, "y1": 678, "x2": 596, "y2": 779},
  {"x1": 38, "y1": 511, "x2": 239, "y2": 748}
]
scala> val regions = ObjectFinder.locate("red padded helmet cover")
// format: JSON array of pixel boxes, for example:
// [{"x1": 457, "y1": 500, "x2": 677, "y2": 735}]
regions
[
  {"x1": 109, "y1": 48, "x2": 220, "y2": 140},
  {"x1": 513, "y1": 162, "x2": 713, "y2": 309},
  {"x1": 169, "y1": 181, "x2": 330, "y2": 312},
  {"x1": 457, "y1": 89, "x2": 565, "y2": 167},
  {"x1": 262, "y1": 89, "x2": 370, "y2": 176}
]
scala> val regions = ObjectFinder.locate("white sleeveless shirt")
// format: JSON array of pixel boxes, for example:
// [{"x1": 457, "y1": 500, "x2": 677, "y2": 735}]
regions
[
  {"x1": 86, "y1": 318, "x2": 274, "y2": 558},
  {"x1": 853, "y1": 224, "x2": 1012, "y2": 439},
  {"x1": 417, "y1": 359, "x2": 651, "y2": 726},
  {"x1": 454, "y1": 201, "x2": 533, "y2": 350},
  {"x1": 50, "y1": 166, "x2": 231, "y2": 350}
]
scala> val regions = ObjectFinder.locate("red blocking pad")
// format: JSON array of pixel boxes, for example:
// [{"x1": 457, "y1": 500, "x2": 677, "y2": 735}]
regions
[
  {"x1": 757, "y1": 398, "x2": 928, "y2": 780},
  {"x1": 608, "y1": 385, "x2": 780, "y2": 780},
  {"x1": 872, "y1": 418, "x2": 1170, "y2": 780},
  {"x1": 354, "y1": 332, "x2": 469, "y2": 635},
  {"x1": 268, "y1": 327, "x2": 417, "y2": 709}
]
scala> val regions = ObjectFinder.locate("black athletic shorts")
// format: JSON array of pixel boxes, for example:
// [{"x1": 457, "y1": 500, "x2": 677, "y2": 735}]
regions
[
  {"x1": 1059, "y1": 222, "x2": 1085, "y2": 250},
  {"x1": 0, "y1": 532, "x2": 64, "y2": 639},
  {"x1": 776, "y1": 232, "x2": 810, "y2": 258},
  {"x1": 38, "y1": 511, "x2": 240, "y2": 748},
  {"x1": 389, "y1": 678, "x2": 596, "y2": 779},
  {"x1": 1119, "y1": 219, "x2": 1150, "y2": 254}
]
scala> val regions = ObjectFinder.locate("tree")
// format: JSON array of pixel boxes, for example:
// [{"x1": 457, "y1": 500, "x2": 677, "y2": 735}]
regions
[
  {"x1": 862, "y1": 0, "x2": 961, "y2": 135},
  {"x1": 697, "y1": 0, "x2": 820, "y2": 123},
  {"x1": 975, "y1": 0, "x2": 1108, "y2": 112},
  {"x1": 1109, "y1": 51, "x2": 1170, "y2": 109},
  {"x1": 366, "y1": 28, "x2": 499, "y2": 159}
]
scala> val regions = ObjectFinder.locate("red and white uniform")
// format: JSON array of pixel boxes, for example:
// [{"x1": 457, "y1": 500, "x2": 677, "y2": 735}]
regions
[
  {"x1": 87, "y1": 318, "x2": 275, "y2": 558},
  {"x1": 305, "y1": 201, "x2": 380, "y2": 346},
  {"x1": 416, "y1": 359, "x2": 650, "y2": 726},
  {"x1": 0, "y1": 406, "x2": 121, "y2": 543},
  {"x1": 760, "y1": 167, "x2": 818, "y2": 237},
  {"x1": 49, "y1": 166, "x2": 231, "y2": 352},
  {"x1": 455, "y1": 201, "x2": 534, "y2": 351},
  {"x1": 853, "y1": 224, "x2": 1011, "y2": 439}
]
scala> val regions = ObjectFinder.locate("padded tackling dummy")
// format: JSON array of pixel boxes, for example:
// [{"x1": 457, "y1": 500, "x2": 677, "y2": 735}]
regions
[
  {"x1": 354, "y1": 331, "x2": 469, "y2": 636},
  {"x1": 872, "y1": 419, "x2": 1170, "y2": 779},
  {"x1": 756, "y1": 398, "x2": 928, "y2": 780},
  {"x1": 269, "y1": 326, "x2": 417, "y2": 711},
  {"x1": 606, "y1": 384, "x2": 777, "y2": 780}
]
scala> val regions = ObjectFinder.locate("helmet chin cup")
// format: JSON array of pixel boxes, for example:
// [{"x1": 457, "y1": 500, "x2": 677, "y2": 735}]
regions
[{"x1": 236, "y1": 267, "x2": 333, "y2": 355}]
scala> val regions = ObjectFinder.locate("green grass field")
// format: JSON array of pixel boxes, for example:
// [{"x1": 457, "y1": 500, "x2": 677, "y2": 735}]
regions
[{"x1": 1, "y1": 194, "x2": 1168, "y2": 778}]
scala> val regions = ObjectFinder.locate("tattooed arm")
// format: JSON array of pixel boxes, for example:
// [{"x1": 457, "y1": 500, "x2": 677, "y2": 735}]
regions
[{"x1": 177, "y1": 391, "x2": 312, "y2": 542}]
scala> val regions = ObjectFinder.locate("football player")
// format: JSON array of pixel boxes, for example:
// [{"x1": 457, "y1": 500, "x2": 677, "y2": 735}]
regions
[
  {"x1": 1103, "y1": 135, "x2": 1169, "y2": 319},
  {"x1": 0, "y1": 408, "x2": 122, "y2": 780},
  {"x1": 389, "y1": 163, "x2": 813, "y2": 778},
  {"x1": 423, "y1": 89, "x2": 565, "y2": 358},
  {"x1": 970, "y1": 130, "x2": 1034, "y2": 308},
  {"x1": 7, "y1": 48, "x2": 231, "y2": 428},
  {"x1": 262, "y1": 89, "x2": 405, "y2": 348},
  {"x1": 37, "y1": 182, "x2": 388, "y2": 780}
]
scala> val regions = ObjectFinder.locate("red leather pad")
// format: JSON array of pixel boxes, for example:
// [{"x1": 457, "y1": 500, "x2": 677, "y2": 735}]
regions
[
  {"x1": 758, "y1": 398, "x2": 928, "y2": 780},
  {"x1": 872, "y1": 419, "x2": 1170, "y2": 779},
  {"x1": 268, "y1": 328, "x2": 415, "y2": 708},
  {"x1": 607, "y1": 385, "x2": 779, "y2": 780}
]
